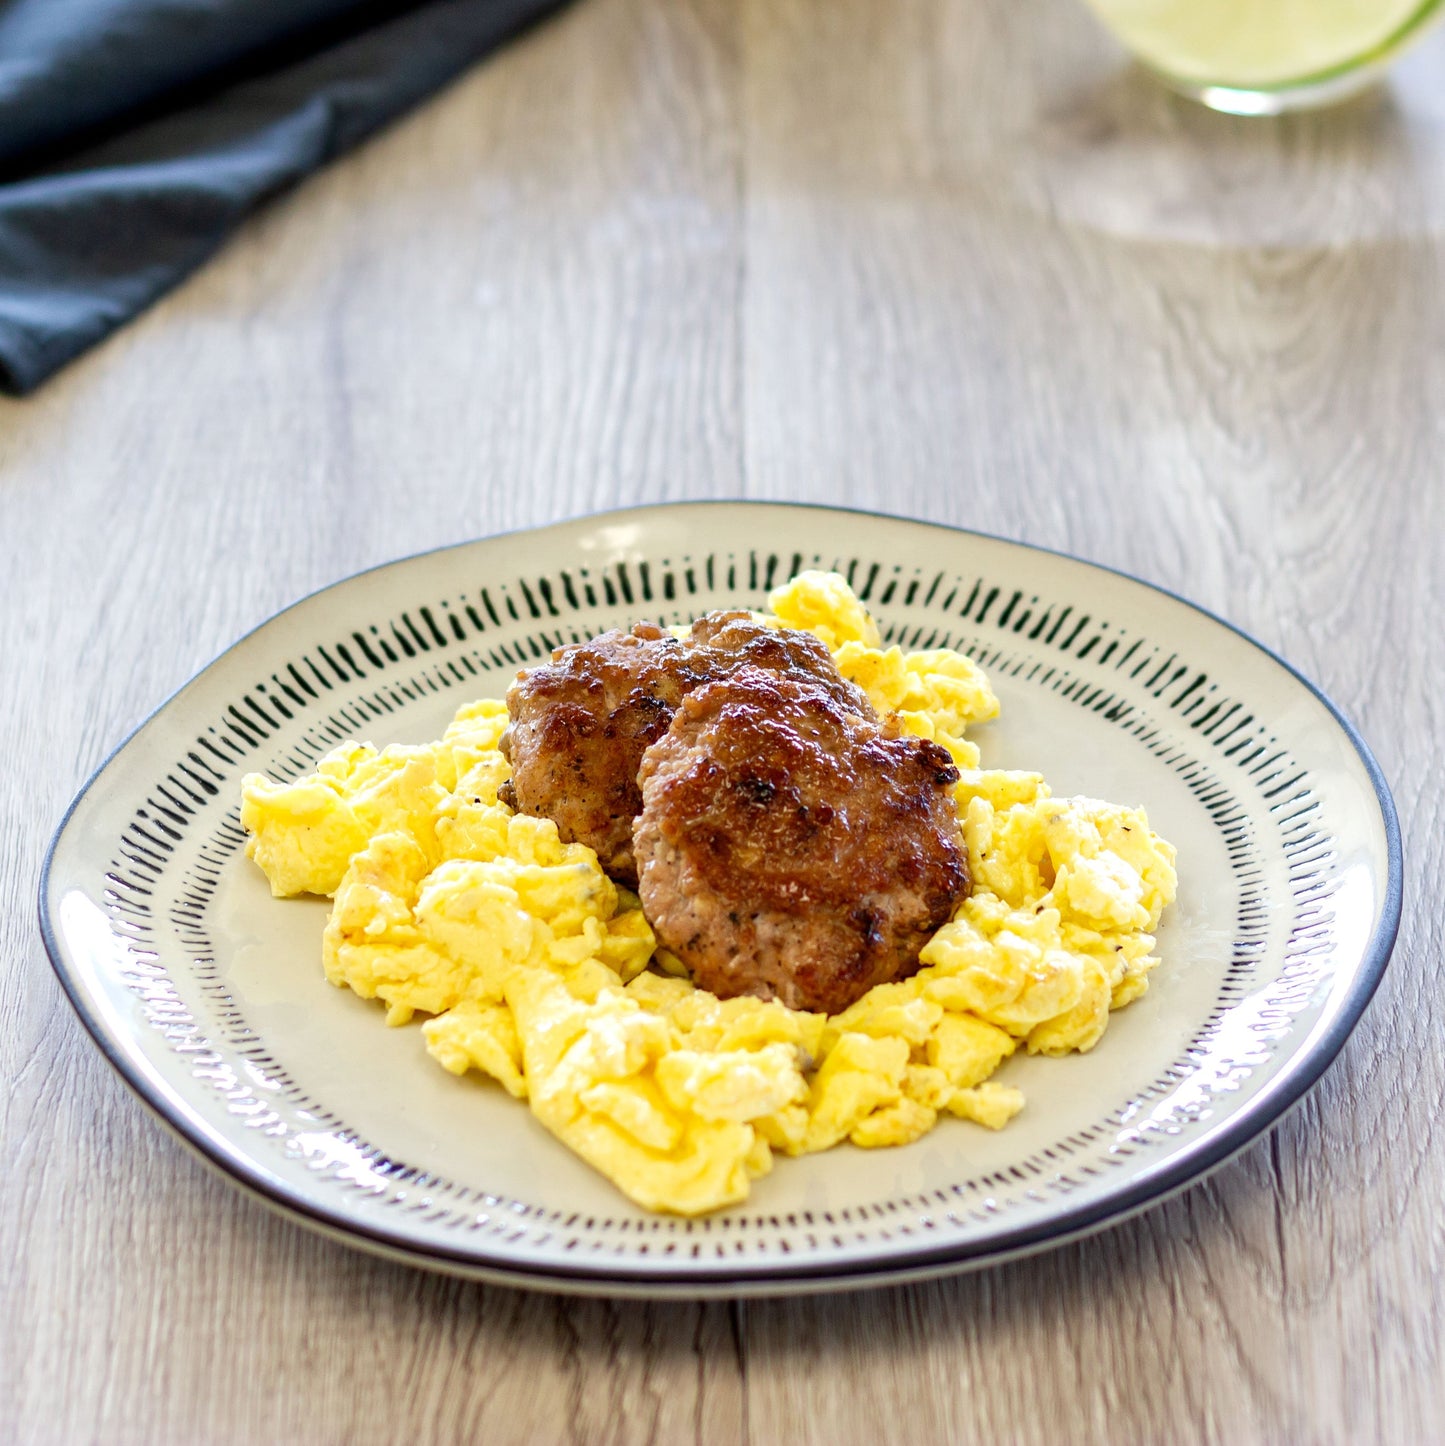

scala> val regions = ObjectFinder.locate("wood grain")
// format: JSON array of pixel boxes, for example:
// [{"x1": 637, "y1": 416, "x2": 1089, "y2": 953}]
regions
[{"x1": 4, "y1": 0, "x2": 1444, "y2": 1441}]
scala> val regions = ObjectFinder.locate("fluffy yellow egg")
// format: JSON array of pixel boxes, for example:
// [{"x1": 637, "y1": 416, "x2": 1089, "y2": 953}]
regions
[{"x1": 240, "y1": 574, "x2": 1178, "y2": 1216}]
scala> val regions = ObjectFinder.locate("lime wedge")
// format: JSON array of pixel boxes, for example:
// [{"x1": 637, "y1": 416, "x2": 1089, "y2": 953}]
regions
[{"x1": 1088, "y1": 0, "x2": 1433, "y2": 86}]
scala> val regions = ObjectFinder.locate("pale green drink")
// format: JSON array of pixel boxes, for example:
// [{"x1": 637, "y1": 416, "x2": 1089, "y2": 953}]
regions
[{"x1": 1084, "y1": 0, "x2": 1444, "y2": 111}]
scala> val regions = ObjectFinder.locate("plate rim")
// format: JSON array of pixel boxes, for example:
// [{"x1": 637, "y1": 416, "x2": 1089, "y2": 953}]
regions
[{"x1": 39, "y1": 499, "x2": 1405, "y2": 1294}]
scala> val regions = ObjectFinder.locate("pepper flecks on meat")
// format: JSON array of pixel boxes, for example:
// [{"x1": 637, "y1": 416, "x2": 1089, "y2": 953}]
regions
[
  {"x1": 499, "y1": 613, "x2": 872, "y2": 884},
  {"x1": 633, "y1": 666, "x2": 970, "y2": 1015}
]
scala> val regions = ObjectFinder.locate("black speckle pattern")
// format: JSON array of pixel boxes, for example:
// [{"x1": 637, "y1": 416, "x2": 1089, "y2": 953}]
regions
[{"x1": 76, "y1": 538, "x2": 1356, "y2": 1276}]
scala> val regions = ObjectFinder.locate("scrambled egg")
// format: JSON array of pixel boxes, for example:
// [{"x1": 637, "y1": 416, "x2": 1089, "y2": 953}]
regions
[{"x1": 240, "y1": 572, "x2": 1177, "y2": 1216}]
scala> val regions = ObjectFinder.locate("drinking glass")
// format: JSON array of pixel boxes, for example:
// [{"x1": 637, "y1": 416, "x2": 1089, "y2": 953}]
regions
[{"x1": 1082, "y1": 0, "x2": 1445, "y2": 114}]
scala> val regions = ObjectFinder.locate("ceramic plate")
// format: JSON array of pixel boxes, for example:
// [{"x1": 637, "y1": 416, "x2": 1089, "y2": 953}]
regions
[{"x1": 41, "y1": 503, "x2": 1401, "y2": 1297}]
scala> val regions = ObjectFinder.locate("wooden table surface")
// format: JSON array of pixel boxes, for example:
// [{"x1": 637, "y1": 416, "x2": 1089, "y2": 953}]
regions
[{"x1": 4, "y1": 2, "x2": 1443, "y2": 1441}]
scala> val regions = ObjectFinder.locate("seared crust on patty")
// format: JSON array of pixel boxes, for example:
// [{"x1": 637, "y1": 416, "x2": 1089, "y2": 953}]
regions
[
  {"x1": 633, "y1": 666, "x2": 969, "y2": 1015},
  {"x1": 498, "y1": 613, "x2": 871, "y2": 883}
]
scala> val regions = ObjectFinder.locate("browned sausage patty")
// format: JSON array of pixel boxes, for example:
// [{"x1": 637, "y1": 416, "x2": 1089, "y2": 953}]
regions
[
  {"x1": 498, "y1": 613, "x2": 871, "y2": 883},
  {"x1": 633, "y1": 666, "x2": 969, "y2": 1015}
]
